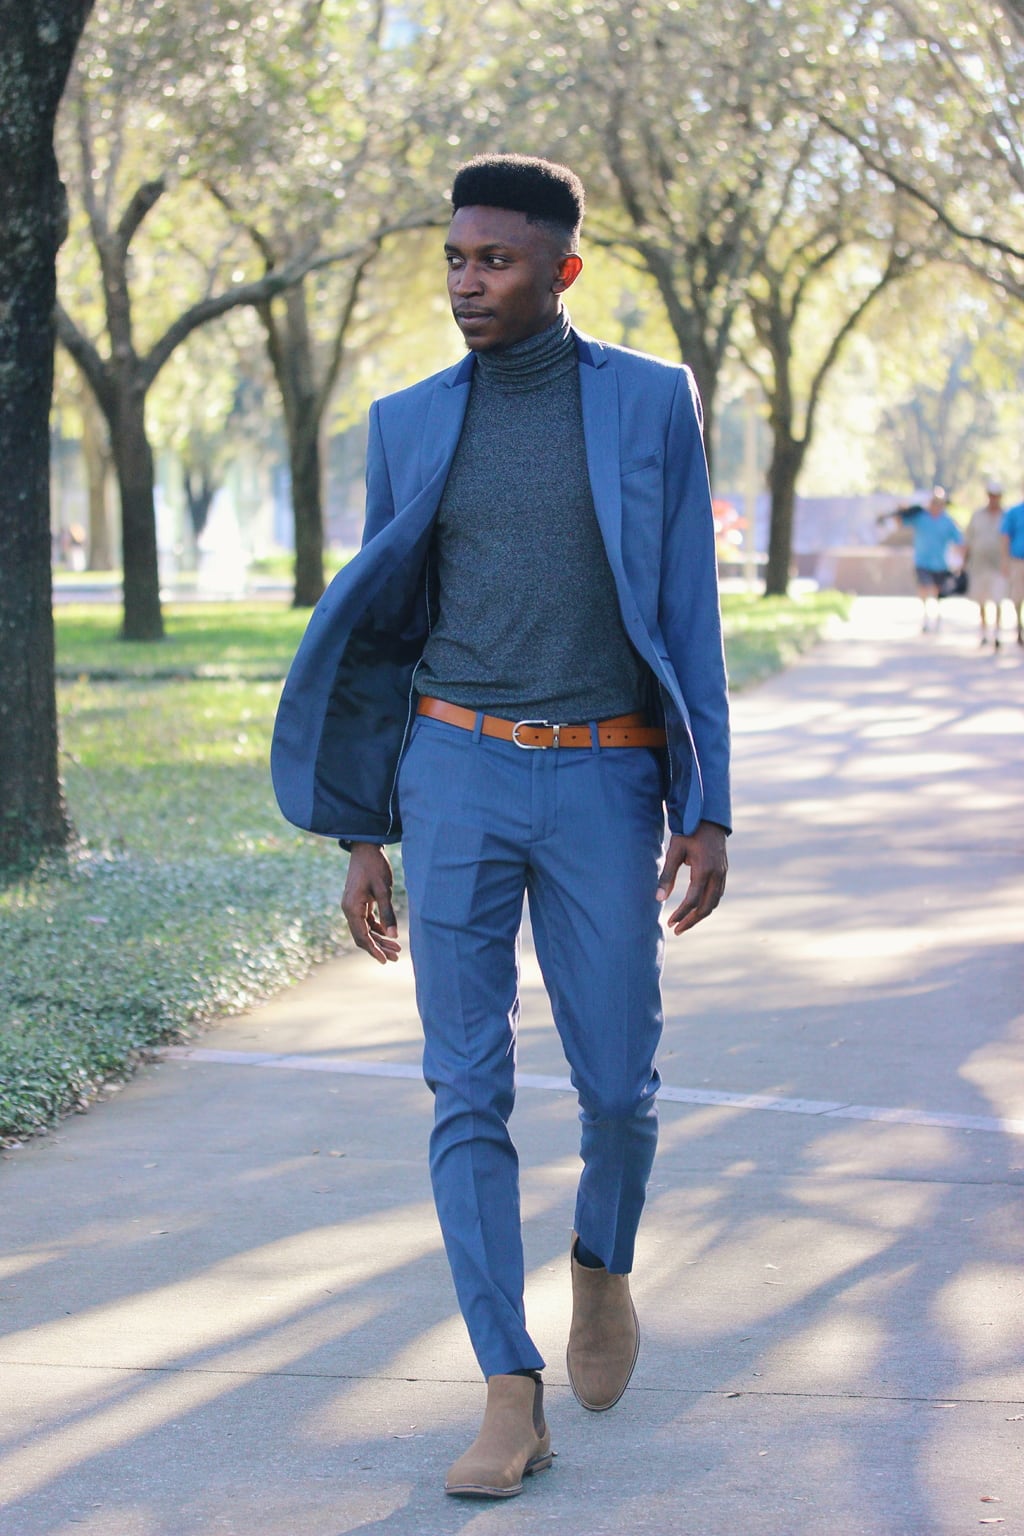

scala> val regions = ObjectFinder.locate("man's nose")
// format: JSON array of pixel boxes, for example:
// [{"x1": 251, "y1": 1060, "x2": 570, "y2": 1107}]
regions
[{"x1": 451, "y1": 262, "x2": 483, "y2": 295}]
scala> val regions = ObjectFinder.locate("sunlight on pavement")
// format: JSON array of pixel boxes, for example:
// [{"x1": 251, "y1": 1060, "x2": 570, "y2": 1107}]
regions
[
  {"x1": 0, "y1": 1214, "x2": 442, "y2": 1502},
  {"x1": 933, "y1": 1264, "x2": 1024, "y2": 1387}
]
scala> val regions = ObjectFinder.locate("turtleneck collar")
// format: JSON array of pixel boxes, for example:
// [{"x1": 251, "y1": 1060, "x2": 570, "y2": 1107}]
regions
[{"x1": 473, "y1": 311, "x2": 576, "y2": 394}]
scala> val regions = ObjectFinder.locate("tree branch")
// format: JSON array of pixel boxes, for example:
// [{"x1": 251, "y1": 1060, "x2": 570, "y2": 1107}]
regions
[
  {"x1": 74, "y1": 93, "x2": 106, "y2": 248},
  {"x1": 141, "y1": 263, "x2": 311, "y2": 388},
  {"x1": 205, "y1": 180, "x2": 279, "y2": 270},
  {"x1": 116, "y1": 178, "x2": 167, "y2": 256},
  {"x1": 313, "y1": 244, "x2": 379, "y2": 422},
  {"x1": 821, "y1": 114, "x2": 1024, "y2": 267},
  {"x1": 139, "y1": 217, "x2": 431, "y2": 390},
  {"x1": 55, "y1": 305, "x2": 113, "y2": 417},
  {"x1": 803, "y1": 250, "x2": 908, "y2": 440}
]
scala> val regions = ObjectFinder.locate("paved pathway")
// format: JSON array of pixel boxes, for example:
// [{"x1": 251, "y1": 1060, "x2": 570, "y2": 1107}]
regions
[{"x1": 2, "y1": 596, "x2": 1022, "y2": 1535}]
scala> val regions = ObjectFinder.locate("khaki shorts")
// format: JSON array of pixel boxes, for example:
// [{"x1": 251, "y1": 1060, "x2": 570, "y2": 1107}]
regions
[
  {"x1": 1010, "y1": 559, "x2": 1024, "y2": 606},
  {"x1": 971, "y1": 569, "x2": 1008, "y2": 605}
]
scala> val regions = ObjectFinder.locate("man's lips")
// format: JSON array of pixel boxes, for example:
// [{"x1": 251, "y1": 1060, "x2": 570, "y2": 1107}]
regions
[{"x1": 455, "y1": 309, "x2": 493, "y2": 323}]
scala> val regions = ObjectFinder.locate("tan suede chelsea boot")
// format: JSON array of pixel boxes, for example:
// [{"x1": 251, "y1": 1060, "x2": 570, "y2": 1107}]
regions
[
  {"x1": 566, "y1": 1232, "x2": 640, "y2": 1411},
  {"x1": 444, "y1": 1372, "x2": 553, "y2": 1498}
]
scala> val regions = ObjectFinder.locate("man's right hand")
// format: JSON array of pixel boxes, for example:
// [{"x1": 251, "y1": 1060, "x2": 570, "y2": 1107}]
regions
[{"x1": 340, "y1": 843, "x2": 401, "y2": 964}]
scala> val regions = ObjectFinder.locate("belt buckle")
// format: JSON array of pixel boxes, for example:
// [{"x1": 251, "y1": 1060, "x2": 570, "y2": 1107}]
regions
[{"x1": 512, "y1": 718, "x2": 556, "y2": 749}]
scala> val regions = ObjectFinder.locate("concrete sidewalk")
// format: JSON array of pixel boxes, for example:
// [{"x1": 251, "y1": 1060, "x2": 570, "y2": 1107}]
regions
[{"x1": 2, "y1": 597, "x2": 1022, "y2": 1536}]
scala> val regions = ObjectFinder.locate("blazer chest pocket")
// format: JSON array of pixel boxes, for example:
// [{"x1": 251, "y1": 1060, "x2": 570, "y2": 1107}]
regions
[{"x1": 621, "y1": 449, "x2": 663, "y2": 478}]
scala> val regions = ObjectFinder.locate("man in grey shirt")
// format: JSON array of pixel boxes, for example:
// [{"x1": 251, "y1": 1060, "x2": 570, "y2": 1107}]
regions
[{"x1": 274, "y1": 154, "x2": 731, "y2": 1498}]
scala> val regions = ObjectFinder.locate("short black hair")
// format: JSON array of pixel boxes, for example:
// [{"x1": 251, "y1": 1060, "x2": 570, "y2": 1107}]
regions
[{"x1": 451, "y1": 154, "x2": 585, "y2": 246}]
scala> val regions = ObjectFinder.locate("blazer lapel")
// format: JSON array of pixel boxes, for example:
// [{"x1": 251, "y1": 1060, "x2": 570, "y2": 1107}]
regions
[
  {"x1": 577, "y1": 340, "x2": 625, "y2": 579},
  {"x1": 419, "y1": 353, "x2": 474, "y2": 489}
]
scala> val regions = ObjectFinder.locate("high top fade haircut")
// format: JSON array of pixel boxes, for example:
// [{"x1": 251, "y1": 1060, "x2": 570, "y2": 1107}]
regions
[{"x1": 451, "y1": 154, "x2": 585, "y2": 249}]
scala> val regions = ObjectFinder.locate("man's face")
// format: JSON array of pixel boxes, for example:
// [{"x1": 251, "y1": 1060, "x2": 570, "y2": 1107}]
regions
[
  {"x1": 928, "y1": 496, "x2": 946, "y2": 515},
  {"x1": 445, "y1": 204, "x2": 582, "y2": 352}
]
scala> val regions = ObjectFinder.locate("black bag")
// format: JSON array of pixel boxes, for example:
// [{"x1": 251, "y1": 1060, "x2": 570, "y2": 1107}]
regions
[{"x1": 937, "y1": 569, "x2": 968, "y2": 598}]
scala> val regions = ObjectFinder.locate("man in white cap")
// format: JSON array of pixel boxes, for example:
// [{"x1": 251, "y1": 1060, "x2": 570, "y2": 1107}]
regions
[{"x1": 965, "y1": 479, "x2": 1006, "y2": 647}]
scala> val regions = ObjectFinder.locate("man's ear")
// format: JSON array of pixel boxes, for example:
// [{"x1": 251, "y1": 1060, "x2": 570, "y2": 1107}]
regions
[{"x1": 553, "y1": 253, "x2": 584, "y2": 293}]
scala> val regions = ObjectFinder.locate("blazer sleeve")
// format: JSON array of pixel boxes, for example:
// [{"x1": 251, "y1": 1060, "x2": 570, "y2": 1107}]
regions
[
  {"x1": 360, "y1": 400, "x2": 397, "y2": 548},
  {"x1": 658, "y1": 368, "x2": 732, "y2": 833}
]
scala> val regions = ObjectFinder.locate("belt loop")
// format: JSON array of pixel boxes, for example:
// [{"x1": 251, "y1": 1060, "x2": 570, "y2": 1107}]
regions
[
  {"x1": 589, "y1": 720, "x2": 600, "y2": 754},
  {"x1": 472, "y1": 711, "x2": 485, "y2": 743}
]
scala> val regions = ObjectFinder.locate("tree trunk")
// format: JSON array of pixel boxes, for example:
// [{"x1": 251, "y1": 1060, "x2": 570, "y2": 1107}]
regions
[
  {"x1": 257, "y1": 259, "x2": 376, "y2": 608},
  {"x1": 0, "y1": 217, "x2": 70, "y2": 860},
  {"x1": 290, "y1": 420, "x2": 326, "y2": 607},
  {"x1": 687, "y1": 357, "x2": 719, "y2": 491},
  {"x1": 763, "y1": 435, "x2": 805, "y2": 597},
  {"x1": 184, "y1": 466, "x2": 216, "y2": 545},
  {"x1": 665, "y1": 320, "x2": 720, "y2": 488},
  {"x1": 0, "y1": 0, "x2": 91, "y2": 867},
  {"x1": 260, "y1": 285, "x2": 327, "y2": 608},
  {"x1": 647, "y1": 263, "x2": 721, "y2": 486},
  {"x1": 110, "y1": 381, "x2": 163, "y2": 640},
  {"x1": 81, "y1": 385, "x2": 113, "y2": 569}
]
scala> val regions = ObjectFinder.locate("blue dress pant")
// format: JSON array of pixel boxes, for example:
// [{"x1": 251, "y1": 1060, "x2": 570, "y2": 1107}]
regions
[{"x1": 398, "y1": 714, "x2": 666, "y2": 1378}]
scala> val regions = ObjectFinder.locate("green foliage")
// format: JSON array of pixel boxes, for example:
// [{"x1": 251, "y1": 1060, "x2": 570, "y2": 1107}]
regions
[
  {"x1": 721, "y1": 589, "x2": 852, "y2": 690},
  {"x1": 825, "y1": 0, "x2": 1024, "y2": 286},
  {"x1": 0, "y1": 658, "x2": 355, "y2": 1143},
  {"x1": 1, "y1": 592, "x2": 846, "y2": 1143},
  {"x1": 55, "y1": 600, "x2": 318, "y2": 677}
]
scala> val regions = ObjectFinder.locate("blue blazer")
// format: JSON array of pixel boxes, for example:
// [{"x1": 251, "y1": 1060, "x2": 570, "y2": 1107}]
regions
[{"x1": 271, "y1": 330, "x2": 731, "y2": 843}]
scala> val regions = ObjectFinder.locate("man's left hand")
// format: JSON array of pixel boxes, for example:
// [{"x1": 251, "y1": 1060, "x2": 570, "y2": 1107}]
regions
[{"x1": 656, "y1": 822, "x2": 728, "y2": 936}]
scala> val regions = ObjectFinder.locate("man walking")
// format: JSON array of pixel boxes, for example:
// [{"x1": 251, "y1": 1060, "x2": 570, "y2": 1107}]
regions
[
  {"x1": 271, "y1": 155, "x2": 731, "y2": 1497},
  {"x1": 1002, "y1": 486, "x2": 1024, "y2": 645},
  {"x1": 965, "y1": 480, "x2": 1007, "y2": 647},
  {"x1": 878, "y1": 486, "x2": 964, "y2": 632}
]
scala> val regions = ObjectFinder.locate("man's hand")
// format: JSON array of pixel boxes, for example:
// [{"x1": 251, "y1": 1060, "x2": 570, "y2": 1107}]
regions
[
  {"x1": 341, "y1": 843, "x2": 401, "y2": 964},
  {"x1": 656, "y1": 822, "x2": 728, "y2": 936}
]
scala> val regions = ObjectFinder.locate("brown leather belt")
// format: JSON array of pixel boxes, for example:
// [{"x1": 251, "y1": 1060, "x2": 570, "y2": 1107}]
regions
[{"x1": 416, "y1": 696, "x2": 666, "y2": 750}]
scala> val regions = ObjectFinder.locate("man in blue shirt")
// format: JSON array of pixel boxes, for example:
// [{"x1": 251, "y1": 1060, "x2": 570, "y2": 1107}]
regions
[
  {"x1": 1001, "y1": 491, "x2": 1024, "y2": 644},
  {"x1": 878, "y1": 486, "x2": 964, "y2": 632}
]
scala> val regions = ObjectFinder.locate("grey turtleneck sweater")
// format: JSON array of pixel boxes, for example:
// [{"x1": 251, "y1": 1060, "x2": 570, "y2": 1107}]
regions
[{"x1": 415, "y1": 312, "x2": 648, "y2": 722}]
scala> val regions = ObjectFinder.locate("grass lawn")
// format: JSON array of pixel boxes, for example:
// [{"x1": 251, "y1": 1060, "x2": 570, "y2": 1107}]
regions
[
  {"x1": 55, "y1": 600, "x2": 313, "y2": 678},
  {"x1": 1, "y1": 589, "x2": 849, "y2": 1143},
  {"x1": 720, "y1": 589, "x2": 851, "y2": 688}
]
